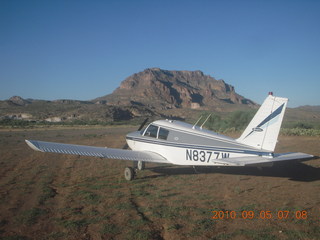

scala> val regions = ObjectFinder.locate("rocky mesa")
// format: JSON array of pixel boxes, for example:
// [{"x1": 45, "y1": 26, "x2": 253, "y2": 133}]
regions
[{"x1": 95, "y1": 68, "x2": 254, "y2": 110}]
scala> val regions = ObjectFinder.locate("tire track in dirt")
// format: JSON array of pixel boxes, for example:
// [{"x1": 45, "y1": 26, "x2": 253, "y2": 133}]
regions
[
  {"x1": 46, "y1": 154, "x2": 84, "y2": 235},
  {"x1": 128, "y1": 193, "x2": 164, "y2": 240}
]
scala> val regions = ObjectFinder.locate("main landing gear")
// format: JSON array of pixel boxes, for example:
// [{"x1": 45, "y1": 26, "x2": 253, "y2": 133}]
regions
[
  {"x1": 124, "y1": 167, "x2": 135, "y2": 181},
  {"x1": 124, "y1": 161, "x2": 145, "y2": 181}
]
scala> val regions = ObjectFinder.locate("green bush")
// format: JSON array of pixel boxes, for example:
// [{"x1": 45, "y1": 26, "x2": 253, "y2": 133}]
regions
[{"x1": 202, "y1": 110, "x2": 256, "y2": 132}]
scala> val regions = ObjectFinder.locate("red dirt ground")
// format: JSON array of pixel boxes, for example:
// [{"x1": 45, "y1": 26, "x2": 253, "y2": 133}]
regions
[{"x1": 0, "y1": 126, "x2": 319, "y2": 239}]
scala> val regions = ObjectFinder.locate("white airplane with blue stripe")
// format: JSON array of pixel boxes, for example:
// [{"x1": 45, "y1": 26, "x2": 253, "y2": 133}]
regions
[{"x1": 26, "y1": 94, "x2": 313, "y2": 180}]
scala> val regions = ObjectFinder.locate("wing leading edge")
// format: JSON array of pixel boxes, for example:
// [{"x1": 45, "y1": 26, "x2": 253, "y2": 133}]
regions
[{"x1": 25, "y1": 140, "x2": 170, "y2": 164}]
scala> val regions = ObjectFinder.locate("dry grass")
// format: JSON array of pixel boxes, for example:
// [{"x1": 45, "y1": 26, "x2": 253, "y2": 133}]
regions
[{"x1": 0, "y1": 127, "x2": 319, "y2": 239}]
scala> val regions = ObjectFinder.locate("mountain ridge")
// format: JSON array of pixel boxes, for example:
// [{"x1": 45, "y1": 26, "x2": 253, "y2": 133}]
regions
[
  {"x1": 94, "y1": 68, "x2": 255, "y2": 110},
  {"x1": 1, "y1": 68, "x2": 319, "y2": 124}
]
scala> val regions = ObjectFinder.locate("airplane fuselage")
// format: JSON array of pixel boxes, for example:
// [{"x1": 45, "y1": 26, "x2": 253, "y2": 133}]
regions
[{"x1": 126, "y1": 120, "x2": 272, "y2": 166}]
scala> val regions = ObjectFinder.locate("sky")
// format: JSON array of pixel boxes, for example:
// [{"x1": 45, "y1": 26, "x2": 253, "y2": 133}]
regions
[{"x1": 1, "y1": 0, "x2": 320, "y2": 107}]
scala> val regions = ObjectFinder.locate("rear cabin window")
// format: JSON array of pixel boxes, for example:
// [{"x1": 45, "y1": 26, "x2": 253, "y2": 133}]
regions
[
  {"x1": 158, "y1": 128, "x2": 169, "y2": 140},
  {"x1": 144, "y1": 125, "x2": 158, "y2": 138}
]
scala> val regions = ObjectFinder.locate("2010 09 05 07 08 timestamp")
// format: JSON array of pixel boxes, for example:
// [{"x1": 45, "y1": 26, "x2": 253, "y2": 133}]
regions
[{"x1": 211, "y1": 210, "x2": 308, "y2": 220}]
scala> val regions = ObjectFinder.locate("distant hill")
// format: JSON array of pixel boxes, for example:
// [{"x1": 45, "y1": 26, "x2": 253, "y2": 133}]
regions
[
  {"x1": 1, "y1": 68, "x2": 319, "y2": 125},
  {"x1": 0, "y1": 96, "x2": 155, "y2": 123},
  {"x1": 285, "y1": 105, "x2": 320, "y2": 125},
  {"x1": 94, "y1": 68, "x2": 255, "y2": 110},
  {"x1": 296, "y1": 105, "x2": 320, "y2": 112}
]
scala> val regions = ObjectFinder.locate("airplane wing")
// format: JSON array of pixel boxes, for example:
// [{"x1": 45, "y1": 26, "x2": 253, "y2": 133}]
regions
[
  {"x1": 25, "y1": 140, "x2": 170, "y2": 164},
  {"x1": 212, "y1": 152, "x2": 314, "y2": 167}
]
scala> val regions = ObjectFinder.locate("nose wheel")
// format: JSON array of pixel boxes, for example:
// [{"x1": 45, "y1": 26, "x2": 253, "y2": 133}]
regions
[{"x1": 137, "y1": 161, "x2": 145, "y2": 171}]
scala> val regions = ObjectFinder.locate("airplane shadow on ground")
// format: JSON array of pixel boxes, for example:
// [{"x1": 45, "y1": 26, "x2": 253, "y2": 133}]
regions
[{"x1": 144, "y1": 157, "x2": 320, "y2": 182}]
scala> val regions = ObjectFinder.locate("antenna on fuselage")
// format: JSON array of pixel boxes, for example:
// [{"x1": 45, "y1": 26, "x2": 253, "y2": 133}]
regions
[
  {"x1": 200, "y1": 114, "x2": 211, "y2": 129},
  {"x1": 192, "y1": 116, "x2": 203, "y2": 129}
]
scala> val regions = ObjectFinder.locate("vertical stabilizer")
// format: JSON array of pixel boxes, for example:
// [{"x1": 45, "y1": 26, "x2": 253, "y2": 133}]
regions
[{"x1": 237, "y1": 94, "x2": 288, "y2": 152}]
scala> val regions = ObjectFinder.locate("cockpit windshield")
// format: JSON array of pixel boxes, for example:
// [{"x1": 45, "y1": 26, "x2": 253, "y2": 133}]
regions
[
  {"x1": 143, "y1": 124, "x2": 169, "y2": 140},
  {"x1": 144, "y1": 125, "x2": 158, "y2": 138}
]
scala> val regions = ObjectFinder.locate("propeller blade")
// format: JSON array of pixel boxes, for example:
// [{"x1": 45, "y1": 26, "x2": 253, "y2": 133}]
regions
[{"x1": 138, "y1": 118, "x2": 149, "y2": 131}]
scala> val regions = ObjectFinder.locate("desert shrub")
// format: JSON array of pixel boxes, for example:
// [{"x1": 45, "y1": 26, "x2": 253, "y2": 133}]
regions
[
  {"x1": 281, "y1": 128, "x2": 320, "y2": 136},
  {"x1": 292, "y1": 122, "x2": 313, "y2": 129},
  {"x1": 202, "y1": 110, "x2": 256, "y2": 132}
]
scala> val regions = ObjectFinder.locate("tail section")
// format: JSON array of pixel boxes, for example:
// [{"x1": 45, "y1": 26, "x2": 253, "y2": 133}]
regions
[{"x1": 237, "y1": 94, "x2": 288, "y2": 152}]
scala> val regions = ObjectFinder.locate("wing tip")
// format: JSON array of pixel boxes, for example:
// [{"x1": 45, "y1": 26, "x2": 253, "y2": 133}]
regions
[{"x1": 25, "y1": 140, "x2": 42, "y2": 152}]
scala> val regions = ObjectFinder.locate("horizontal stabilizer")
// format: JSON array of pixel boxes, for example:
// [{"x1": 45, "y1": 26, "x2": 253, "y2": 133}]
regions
[
  {"x1": 211, "y1": 152, "x2": 314, "y2": 167},
  {"x1": 25, "y1": 140, "x2": 169, "y2": 164}
]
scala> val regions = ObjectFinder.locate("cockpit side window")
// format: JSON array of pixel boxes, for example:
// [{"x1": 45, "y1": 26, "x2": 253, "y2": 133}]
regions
[
  {"x1": 158, "y1": 128, "x2": 169, "y2": 140},
  {"x1": 144, "y1": 125, "x2": 158, "y2": 138}
]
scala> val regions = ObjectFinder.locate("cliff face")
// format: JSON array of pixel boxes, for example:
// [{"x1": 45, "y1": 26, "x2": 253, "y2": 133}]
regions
[{"x1": 98, "y1": 68, "x2": 254, "y2": 110}]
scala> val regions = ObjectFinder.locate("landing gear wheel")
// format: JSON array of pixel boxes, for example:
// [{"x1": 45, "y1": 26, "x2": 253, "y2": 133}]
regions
[
  {"x1": 124, "y1": 167, "x2": 135, "y2": 181},
  {"x1": 137, "y1": 161, "x2": 145, "y2": 171}
]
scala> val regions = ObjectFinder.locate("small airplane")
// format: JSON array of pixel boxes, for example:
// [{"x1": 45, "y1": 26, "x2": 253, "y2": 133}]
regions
[{"x1": 26, "y1": 93, "x2": 313, "y2": 180}]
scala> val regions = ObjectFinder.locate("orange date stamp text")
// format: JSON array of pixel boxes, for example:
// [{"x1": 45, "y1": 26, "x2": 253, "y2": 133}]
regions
[{"x1": 211, "y1": 210, "x2": 308, "y2": 220}]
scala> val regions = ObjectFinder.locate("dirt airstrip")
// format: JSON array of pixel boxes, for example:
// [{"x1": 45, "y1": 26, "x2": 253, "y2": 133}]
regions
[{"x1": 0, "y1": 126, "x2": 319, "y2": 240}]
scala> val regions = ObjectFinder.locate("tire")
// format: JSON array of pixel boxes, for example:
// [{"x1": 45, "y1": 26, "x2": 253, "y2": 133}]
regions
[
  {"x1": 124, "y1": 167, "x2": 134, "y2": 181},
  {"x1": 137, "y1": 161, "x2": 145, "y2": 171}
]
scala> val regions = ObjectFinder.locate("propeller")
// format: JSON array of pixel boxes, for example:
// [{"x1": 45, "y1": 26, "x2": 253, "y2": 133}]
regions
[
  {"x1": 137, "y1": 117, "x2": 149, "y2": 131},
  {"x1": 123, "y1": 118, "x2": 149, "y2": 149}
]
